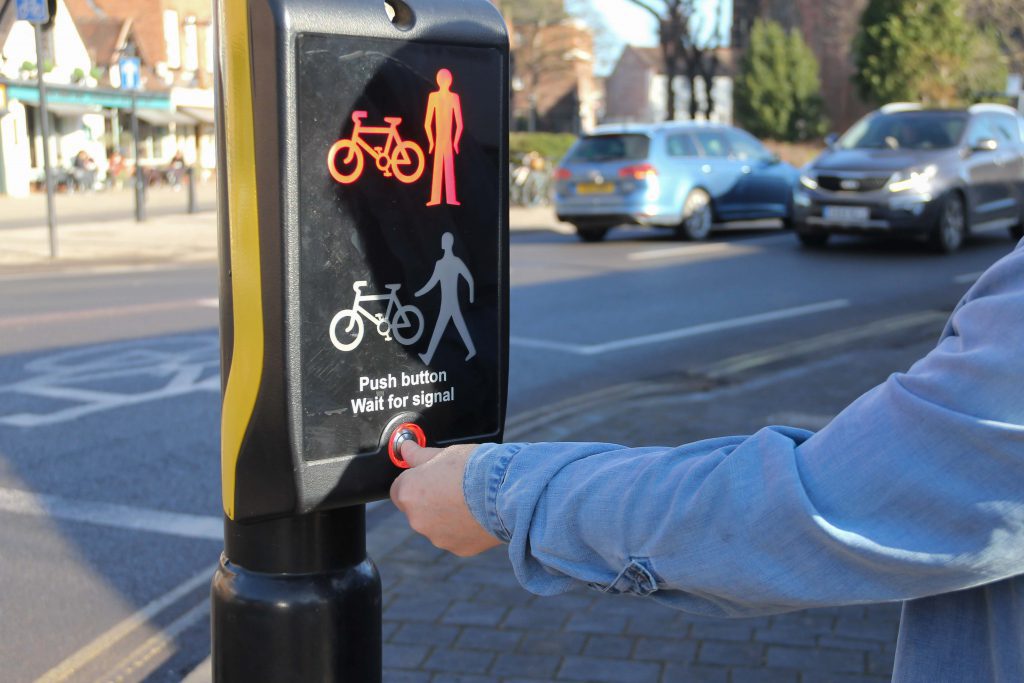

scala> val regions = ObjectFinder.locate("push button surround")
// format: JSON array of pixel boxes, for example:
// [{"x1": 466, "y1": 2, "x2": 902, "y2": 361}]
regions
[{"x1": 387, "y1": 422, "x2": 426, "y2": 469}]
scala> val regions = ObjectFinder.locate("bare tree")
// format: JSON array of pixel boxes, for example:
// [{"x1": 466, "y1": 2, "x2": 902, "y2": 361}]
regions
[{"x1": 622, "y1": 0, "x2": 727, "y2": 121}]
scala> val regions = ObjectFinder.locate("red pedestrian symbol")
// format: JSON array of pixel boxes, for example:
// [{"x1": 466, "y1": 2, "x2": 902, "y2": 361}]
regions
[{"x1": 424, "y1": 68, "x2": 463, "y2": 206}]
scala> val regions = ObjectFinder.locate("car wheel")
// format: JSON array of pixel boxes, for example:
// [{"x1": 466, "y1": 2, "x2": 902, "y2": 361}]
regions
[
  {"x1": 931, "y1": 193, "x2": 966, "y2": 254},
  {"x1": 576, "y1": 226, "x2": 609, "y2": 243},
  {"x1": 796, "y1": 231, "x2": 830, "y2": 248},
  {"x1": 1011, "y1": 215, "x2": 1023, "y2": 242},
  {"x1": 676, "y1": 189, "x2": 713, "y2": 240}
]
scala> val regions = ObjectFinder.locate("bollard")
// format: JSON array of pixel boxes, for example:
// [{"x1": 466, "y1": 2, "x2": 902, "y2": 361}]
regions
[
  {"x1": 213, "y1": 1, "x2": 508, "y2": 680},
  {"x1": 187, "y1": 166, "x2": 198, "y2": 214}
]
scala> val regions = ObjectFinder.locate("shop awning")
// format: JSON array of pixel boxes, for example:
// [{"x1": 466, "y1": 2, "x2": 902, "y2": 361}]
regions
[
  {"x1": 179, "y1": 106, "x2": 215, "y2": 125},
  {"x1": 45, "y1": 102, "x2": 103, "y2": 117},
  {"x1": 5, "y1": 82, "x2": 172, "y2": 112},
  {"x1": 134, "y1": 108, "x2": 198, "y2": 126}
]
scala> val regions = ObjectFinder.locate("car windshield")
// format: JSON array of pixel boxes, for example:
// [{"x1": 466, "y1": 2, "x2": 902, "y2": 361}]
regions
[
  {"x1": 568, "y1": 134, "x2": 651, "y2": 162},
  {"x1": 839, "y1": 111, "x2": 968, "y2": 150}
]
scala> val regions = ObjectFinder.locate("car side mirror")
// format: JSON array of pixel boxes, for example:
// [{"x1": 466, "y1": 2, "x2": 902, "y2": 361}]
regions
[
  {"x1": 972, "y1": 137, "x2": 998, "y2": 153},
  {"x1": 824, "y1": 132, "x2": 838, "y2": 149}
]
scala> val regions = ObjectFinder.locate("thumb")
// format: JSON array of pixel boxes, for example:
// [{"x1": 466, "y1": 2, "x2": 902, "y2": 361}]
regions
[{"x1": 400, "y1": 440, "x2": 442, "y2": 468}]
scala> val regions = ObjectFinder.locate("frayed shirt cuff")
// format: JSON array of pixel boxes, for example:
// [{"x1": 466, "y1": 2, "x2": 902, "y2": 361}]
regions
[{"x1": 463, "y1": 442, "x2": 520, "y2": 543}]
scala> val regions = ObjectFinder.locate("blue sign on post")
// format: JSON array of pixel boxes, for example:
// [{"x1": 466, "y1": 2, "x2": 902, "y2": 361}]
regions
[
  {"x1": 16, "y1": 0, "x2": 50, "y2": 24},
  {"x1": 118, "y1": 57, "x2": 141, "y2": 90}
]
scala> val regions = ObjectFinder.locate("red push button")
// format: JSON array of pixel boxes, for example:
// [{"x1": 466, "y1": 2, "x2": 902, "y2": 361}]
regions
[{"x1": 388, "y1": 422, "x2": 426, "y2": 469}]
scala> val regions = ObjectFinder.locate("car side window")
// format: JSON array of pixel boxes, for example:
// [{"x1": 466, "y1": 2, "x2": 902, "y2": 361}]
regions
[
  {"x1": 667, "y1": 134, "x2": 699, "y2": 157},
  {"x1": 991, "y1": 114, "x2": 1019, "y2": 147},
  {"x1": 725, "y1": 129, "x2": 768, "y2": 161},
  {"x1": 966, "y1": 115, "x2": 1000, "y2": 148},
  {"x1": 695, "y1": 130, "x2": 731, "y2": 158}
]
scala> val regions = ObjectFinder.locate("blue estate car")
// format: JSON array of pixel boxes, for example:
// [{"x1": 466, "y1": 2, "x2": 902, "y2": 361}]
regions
[{"x1": 553, "y1": 122, "x2": 799, "y2": 242}]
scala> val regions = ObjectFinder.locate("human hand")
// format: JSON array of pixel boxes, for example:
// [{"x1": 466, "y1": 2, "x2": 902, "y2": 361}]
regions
[{"x1": 390, "y1": 442, "x2": 501, "y2": 557}]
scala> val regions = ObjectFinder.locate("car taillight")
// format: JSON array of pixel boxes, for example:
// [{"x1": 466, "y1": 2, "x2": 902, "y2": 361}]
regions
[
  {"x1": 554, "y1": 167, "x2": 572, "y2": 181},
  {"x1": 618, "y1": 163, "x2": 657, "y2": 180}
]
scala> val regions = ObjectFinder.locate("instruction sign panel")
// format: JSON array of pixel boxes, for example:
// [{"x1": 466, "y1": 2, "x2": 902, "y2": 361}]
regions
[{"x1": 297, "y1": 34, "x2": 506, "y2": 462}]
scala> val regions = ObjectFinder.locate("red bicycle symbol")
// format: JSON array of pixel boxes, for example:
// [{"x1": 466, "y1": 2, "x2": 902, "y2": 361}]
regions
[{"x1": 327, "y1": 111, "x2": 426, "y2": 185}]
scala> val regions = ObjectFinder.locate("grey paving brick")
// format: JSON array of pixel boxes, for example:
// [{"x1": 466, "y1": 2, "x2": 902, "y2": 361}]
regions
[
  {"x1": 389, "y1": 579, "x2": 481, "y2": 601},
  {"x1": 455, "y1": 626, "x2": 523, "y2": 651},
  {"x1": 503, "y1": 606, "x2": 570, "y2": 629},
  {"x1": 833, "y1": 619, "x2": 899, "y2": 643},
  {"x1": 867, "y1": 651, "x2": 895, "y2": 676},
  {"x1": 384, "y1": 643, "x2": 430, "y2": 669},
  {"x1": 518, "y1": 630, "x2": 587, "y2": 656},
  {"x1": 385, "y1": 594, "x2": 453, "y2": 622},
  {"x1": 773, "y1": 613, "x2": 835, "y2": 634},
  {"x1": 442, "y1": 600, "x2": 509, "y2": 627},
  {"x1": 391, "y1": 622, "x2": 460, "y2": 647},
  {"x1": 698, "y1": 640, "x2": 765, "y2": 667},
  {"x1": 765, "y1": 646, "x2": 864, "y2": 674},
  {"x1": 491, "y1": 652, "x2": 562, "y2": 678},
  {"x1": 422, "y1": 648, "x2": 495, "y2": 674},
  {"x1": 538, "y1": 592, "x2": 599, "y2": 612},
  {"x1": 382, "y1": 620, "x2": 401, "y2": 641},
  {"x1": 801, "y1": 674, "x2": 891, "y2": 683},
  {"x1": 474, "y1": 586, "x2": 533, "y2": 605},
  {"x1": 566, "y1": 612, "x2": 628, "y2": 634},
  {"x1": 753, "y1": 627, "x2": 817, "y2": 647},
  {"x1": 633, "y1": 636, "x2": 697, "y2": 663},
  {"x1": 816, "y1": 636, "x2": 885, "y2": 652},
  {"x1": 429, "y1": 675, "x2": 493, "y2": 683},
  {"x1": 383, "y1": 670, "x2": 432, "y2": 683},
  {"x1": 583, "y1": 634, "x2": 635, "y2": 658},
  {"x1": 689, "y1": 621, "x2": 754, "y2": 642},
  {"x1": 661, "y1": 663, "x2": 728, "y2": 683},
  {"x1": 558, "y1": 655, "x2": 662, "y2": 683},
  {"x1": 449, "y1": 565, "x2": 524, "y2": 589},
  {"x1": 727, "y1": 667, "x2": 799, "y2": 682},
  {"x1": 626, "y1": 614, "x2": 687, "y2": 638}
]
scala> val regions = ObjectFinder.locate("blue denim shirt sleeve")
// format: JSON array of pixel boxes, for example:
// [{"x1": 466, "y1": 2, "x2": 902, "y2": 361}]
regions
[{"x1": 464, "y1": 242, "x2": 1024, "y2": 618}]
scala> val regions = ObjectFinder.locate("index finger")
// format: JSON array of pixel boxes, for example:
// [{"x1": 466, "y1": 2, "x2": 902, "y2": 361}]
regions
[{"x1": 400, "y1": 440, "x2": 443, "y2": 468}]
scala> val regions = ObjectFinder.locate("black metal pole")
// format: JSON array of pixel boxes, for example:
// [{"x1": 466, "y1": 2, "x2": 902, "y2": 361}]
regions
[
  {"x1": 187, "y1": 165, "x2": 197, "y2": 213},
  {"x1": 34, "y1": 24, "x2": 57, "y2": 258},
  {"x1": 211, "y1": 505, "x2": 382, "y2": 682},
  {"x1": 130, "y1": 88, "x2": 145, "y2": 222}
]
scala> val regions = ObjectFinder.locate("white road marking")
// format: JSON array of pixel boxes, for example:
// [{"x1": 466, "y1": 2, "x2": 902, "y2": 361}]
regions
[
  {"x1": 511, "y1": 299, "x2": 850, "y2": 355},
  {"x1": 627, "y1": 242, "x2": 746, "y2": 261},
  {"x1": 954, "y1": 271, "x2": 983, "y2": 285},
  {"x1": 197, "y1": 298, "x2": 219, "y2": 308},
  {"x1": 0, "y1": 487, "x2": 222, "y2": 540},
  {"x1": 34, "y1": 566, "x2": 215, "y2": 683},
  {"x1": 0, "y1": 335, "x2": 220, "y2": 428}
]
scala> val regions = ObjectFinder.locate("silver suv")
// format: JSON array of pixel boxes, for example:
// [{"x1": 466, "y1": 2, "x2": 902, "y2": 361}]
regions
[{"x1": 793, "y1": 103, "x2": 1024, "y2": 253}]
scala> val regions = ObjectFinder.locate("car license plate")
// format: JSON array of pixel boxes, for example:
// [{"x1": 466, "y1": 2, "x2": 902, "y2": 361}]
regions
[
  {"x1": 822, "y1": 205, "x2": 870, "y2": 224},
  {"x1": 576, "y1": 182, "x2": 615, "y2": 195}
]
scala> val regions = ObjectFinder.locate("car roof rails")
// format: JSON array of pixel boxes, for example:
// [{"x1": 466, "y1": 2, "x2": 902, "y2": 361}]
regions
[
  {"x1": 880, "y1": 102, "x2": 923, "y2": 113},
  {"x1": 968, "y1": 102, "x2": 1019, "y2": 115}
]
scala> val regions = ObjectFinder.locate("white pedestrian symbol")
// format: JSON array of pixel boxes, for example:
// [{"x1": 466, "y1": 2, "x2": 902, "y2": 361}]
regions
[{"x1": 415, "y1": 232, "x2": 475, "y2": 365}]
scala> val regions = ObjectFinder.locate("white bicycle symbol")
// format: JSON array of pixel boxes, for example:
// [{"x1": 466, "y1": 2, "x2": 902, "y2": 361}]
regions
[{"x1": 329, "y1": 281, "x2": 425, "y2": 352}]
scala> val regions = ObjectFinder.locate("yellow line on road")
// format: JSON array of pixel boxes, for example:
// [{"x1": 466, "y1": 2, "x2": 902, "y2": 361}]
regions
[{"x1": 34, "y1": 567, "x2": 214, "y2": 683}]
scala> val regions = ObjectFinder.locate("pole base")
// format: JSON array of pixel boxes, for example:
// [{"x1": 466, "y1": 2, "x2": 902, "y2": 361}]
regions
[{"x1": 211, "y1": 509, "x2": 382, "y2": 683}]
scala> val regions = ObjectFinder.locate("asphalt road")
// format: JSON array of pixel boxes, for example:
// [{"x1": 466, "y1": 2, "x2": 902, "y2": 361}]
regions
[{"x1": 0, "y1": 225, "x2": 1018, "y2": 682}]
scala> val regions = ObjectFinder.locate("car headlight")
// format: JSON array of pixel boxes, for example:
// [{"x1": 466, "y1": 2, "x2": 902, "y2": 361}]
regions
[
  {"x1": 888, "y1": 165, "x2": 937, "y2": 193},
  {"x1": 799, "y1": 172, "x2": 818, "y2": 190}
]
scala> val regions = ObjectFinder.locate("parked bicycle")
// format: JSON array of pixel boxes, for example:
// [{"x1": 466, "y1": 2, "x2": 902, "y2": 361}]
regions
[
  {"x1": 327, "y1": 111, "x2": 426, "y2": 185},
  {"x1": 509, "y1": 153, "x2": 553, "y2": 207},
  {"x1": 329, "y1": 281, "x2": 424, "y2": 352}
]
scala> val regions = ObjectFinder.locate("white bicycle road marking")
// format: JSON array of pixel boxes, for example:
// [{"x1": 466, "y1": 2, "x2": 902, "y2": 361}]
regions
[
  {"x1": 510, "y1": 300, "x2": 851, "y2": 355},
  {"x1": 0, "y1": 334, "x2": 219, "y2": 428},
  {"x1": 954, "y1": 271, "x2": 983, "y2": 284}
]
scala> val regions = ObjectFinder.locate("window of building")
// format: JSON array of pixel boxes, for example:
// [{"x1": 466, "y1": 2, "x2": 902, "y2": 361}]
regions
[
  {"x1": 164, "y1": 10, "x2": 181, "y2": 69},
  {"x1": 183, "y1": 17, "x2": 199, "y2": 72}
]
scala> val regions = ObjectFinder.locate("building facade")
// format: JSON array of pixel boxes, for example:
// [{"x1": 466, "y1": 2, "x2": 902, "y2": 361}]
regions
[
  {"x1": 603, "y1": 45, "x2": 734, "y2": 125},
  {"x1": 0, "y1": 0, "x2": 215, "y2": 196}
]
